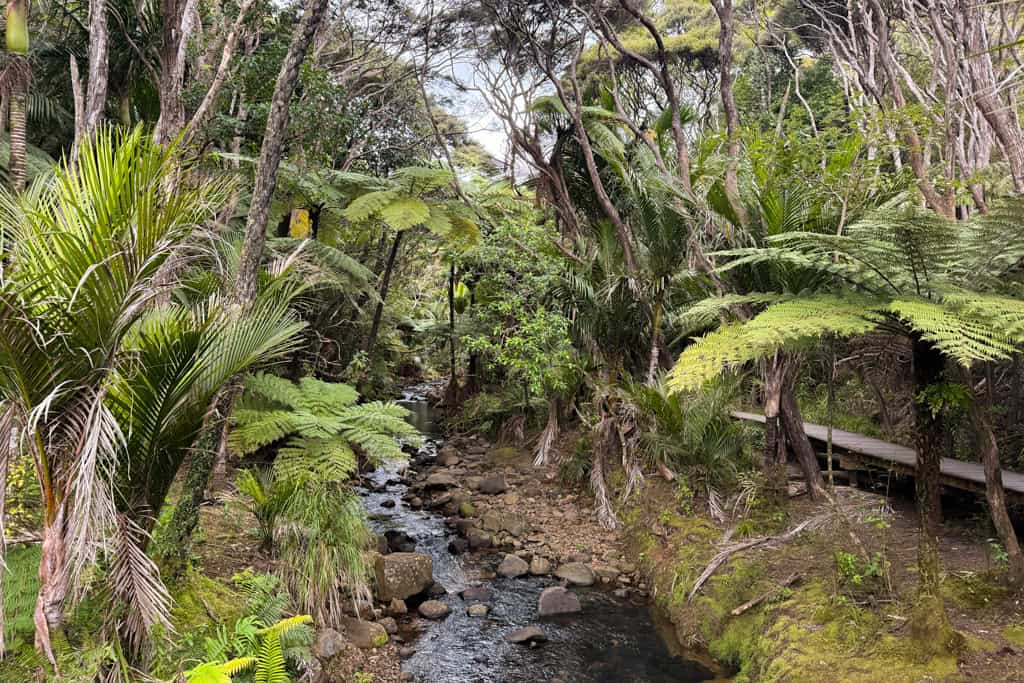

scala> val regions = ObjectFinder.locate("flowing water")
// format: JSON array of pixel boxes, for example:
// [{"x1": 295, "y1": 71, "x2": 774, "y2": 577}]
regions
[{"x1": 359, "y1": 386, "x2": 723, "y2": 683}]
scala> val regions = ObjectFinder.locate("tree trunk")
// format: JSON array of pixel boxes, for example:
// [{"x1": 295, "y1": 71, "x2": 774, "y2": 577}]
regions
[
  {"x1": 779, "y1": 379, "x2": 826, "y2": 499},
  {"x1": 712, "y1": 0, "x2": 748, "y2": 226},
  {"x1": 234, "y1": 0, "x2": 329, "y2": 304},
  {"x1": 365, "y1": 231, "x2": 402, "y2": 355},
  {"x1": 963, "y1": 3, "x2": 1024, "y2": 195},
  {"x1": 33, "y1": 505, "x2": 67, "y2": 666},
  {"x1": 84, "y1": 0, "x2": 109, "y2": 135},
  {"x1": 445, "y1": 263, "x2": 458, "y2": 403},
  {"x1": 909, "y1": 336, "x2": 957, "y2": 654},
  {"x1": 8, "y1": 75, "x2": 26, "y2": 193},
  {"x1": 762, "y1": 356, "x2": 788, "y2": 501},
  {"x1": 155, "y1": 390, "x2": 233, "y2": 578},
  {"x1": 647, "y1": 292, "x2": 665, "y2": 384},
  {"x1": 6, "y1": 0, "x2": 27, "y2": 192},
  {"x1": 967, "y1": 373, "x2": 1024, "y2": 584}
]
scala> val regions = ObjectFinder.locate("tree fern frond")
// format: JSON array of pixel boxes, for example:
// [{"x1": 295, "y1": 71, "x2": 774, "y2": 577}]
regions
[
  {"x1": 668, "y1": 295, "x2": 883, "y2": 392},
  {"x1": 342, "y1": 190, "x2": 399, "y2": 223},
  {"x1": 228, "y1": 410, "x2": 298, "y2": 455},
  {"x1": 254, "y1": 631, "x2": 288, "y2": 683}
]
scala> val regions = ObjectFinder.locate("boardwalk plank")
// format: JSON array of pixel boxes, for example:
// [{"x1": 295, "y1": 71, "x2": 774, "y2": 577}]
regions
[{"x1": 732, "y1": 411, "x2": 1024, "y2": 496}]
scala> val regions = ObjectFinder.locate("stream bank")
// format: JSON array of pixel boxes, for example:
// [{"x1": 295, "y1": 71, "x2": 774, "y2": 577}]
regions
[{"x1": 352, "y1": 388, "x2": 723, "y2": 682}]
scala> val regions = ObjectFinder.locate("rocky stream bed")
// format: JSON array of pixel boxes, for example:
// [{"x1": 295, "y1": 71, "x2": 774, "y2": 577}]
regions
[{"x1": 335, "y1": 388, "x2": 726, "y2": 682}]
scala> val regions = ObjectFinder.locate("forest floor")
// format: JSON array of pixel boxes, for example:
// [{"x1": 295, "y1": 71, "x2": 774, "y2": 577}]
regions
[{"x1": 191, "y1": 423, "x2": 1024, "y2": 682}]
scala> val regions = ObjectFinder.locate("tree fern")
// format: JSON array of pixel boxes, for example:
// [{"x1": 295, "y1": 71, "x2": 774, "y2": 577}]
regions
[{"x1": 669, "y1": 199, "x2": 1024, "y2": 391}]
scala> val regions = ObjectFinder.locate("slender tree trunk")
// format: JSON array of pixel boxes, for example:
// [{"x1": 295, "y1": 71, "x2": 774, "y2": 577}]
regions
[
  {"x1": 235, "y1": 0, "x2": 329, "y2": 304},
  {"x1": 365, "y1": 231, "x2": 403, "y2": 355},
  {"x1": 84, "y1": 0, "x2": 108, "y2": 135},
  {"x1": 779, "y1": 378, "x2": 826, "y2": 499},
  {"x1": 33, "y1": 505, "x2": 66, "y2": 666},
  {"x1": 762, "y1": 355, "x2": 788, "y2": 501},
  {"x1": 712, "y1": 0, "x2": 748, "y2": 226},
  {"x1": 966, "y1": 370, "x2": 1024, "y2": 584},
  {"x1": 445, "y1": 263, "x2": 458, "y2": 403},
  {"x1": 6, "y1": 0, "x2": 27, "y2": 193},
  {"x1": 909, "y1": 336, "x2": 957, "y2": 654},
  {"x1": 8, "y1": 76, "x2": 26, "y2": 193},
  {"x1": 963, "y1": 2, "x2": 1024, "y2": 195},
  {"x1": 155, "y1": 392, "x2": 233, "y2": 577},
  {"x1": 647, "y1": 292, "x2": 665, "y2": 384}
]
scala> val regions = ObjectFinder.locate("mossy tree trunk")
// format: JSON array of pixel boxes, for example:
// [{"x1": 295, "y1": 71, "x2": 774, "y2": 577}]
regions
[
  {"x1": 909, "y1": 335, "x2": 957, "y2": 654},
  {"x1": 779, "y1": 377, "x2": 826, "y2": 499}
]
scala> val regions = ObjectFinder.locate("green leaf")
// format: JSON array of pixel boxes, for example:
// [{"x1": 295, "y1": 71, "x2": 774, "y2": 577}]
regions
[{"x1": 379, "y1": 196, "x2": 430, "y2": 230}]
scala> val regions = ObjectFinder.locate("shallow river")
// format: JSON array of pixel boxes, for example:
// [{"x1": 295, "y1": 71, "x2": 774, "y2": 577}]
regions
[{"x1": 359, "y1": 388, "x2": 723, "y2": 683}]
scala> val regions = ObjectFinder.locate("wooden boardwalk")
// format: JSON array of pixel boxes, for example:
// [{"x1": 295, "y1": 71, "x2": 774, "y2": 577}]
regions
[{"x1": 732, "y1": 411, "x2": 1024, "y2": 502}]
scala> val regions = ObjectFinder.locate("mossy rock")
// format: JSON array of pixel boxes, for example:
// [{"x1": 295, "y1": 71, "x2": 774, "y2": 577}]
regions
[{"x1": 459, "y1": 502, "x2": 475, "y2": 517}]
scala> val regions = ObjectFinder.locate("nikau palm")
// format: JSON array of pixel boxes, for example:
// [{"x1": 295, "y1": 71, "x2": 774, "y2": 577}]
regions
[{"x1": 0, "y1": 127, "x2": 303, "y2": 662}]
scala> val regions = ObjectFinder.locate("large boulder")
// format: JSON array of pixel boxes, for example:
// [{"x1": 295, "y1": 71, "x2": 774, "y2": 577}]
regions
[
  {"x1": 538, "y1": 586, "x2": 581, "y2": 616},
  {"x1": 340, "y1": 618, "x2": 389, "y2": 649},
  {"x1": 497, "y1": 554, "x2": 529, "y2": 578},
  {"x1": 555, "y1": 562, "x2": 595, "y2": 587},
  {"x1": 374, "y1": 552, "x2": 433, "y2": 602}
]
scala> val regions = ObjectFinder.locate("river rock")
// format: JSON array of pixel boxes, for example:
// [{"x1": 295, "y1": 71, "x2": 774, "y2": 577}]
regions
[
  {"x1": 448, "y1": 537, "x2": 469, "y2": 555},
  {"x1": 501, "y1": 514, "x2": 528, "y2": 537},
  {"x1": 594, "y1": 566, "x2": 621, "y2": 584},
  {"x1": 497, "y1": 554, "x2": 529, "y2": 578},
  {"x1": 507, "y1": 626, "x2": 547, "y2": 644},
  {"x1": 482, "y1": 511, "x2": 502, "y2": 532},
  {"x1": 529, "y1": 557, "x2": 552, "y2": 576},
  {"x1": 538, "y1": 586, "x2": 581, "y2": 616},
  {"x1": 437, "y1": 447, "x2": 461, "y2": 466},
  {"x1": 387, "y1": 598, "x2": 408, "y2": 616},
  {"x1": 467, "y1": 528, "x2": 492, "y2": 549},
  {"x1": 312, "y1": 628, "x2": 346, "y2": 659},
  {"x1": 378, "y1": 617, "x2": 399, "y2": 635},
  {"x1": 418, "y1": 599, "x2": 450, "y2": 620},
  {"x1": 341, "y1": 617, "x2": 388, "y2": 649},
  {"x1": 409, "y1": 497, "x2": 423, "y2": 508},
  {"x1": 556, "y1": 562, "x2": 595, "y2": 586},
  {"x1": 380, "y1": 499, "x2": 396, "y2": 508},
  {"x1": 467, "y1": 603, "x2": 489, "y2": 617},
  {"x1": 424, "y1": 472, "x2": 458, "y2": 489},
  {"x1": 374, "y1": 552, "x2": 433, "y2": 602},
  {"x1": 384, "y1": 529, "x2": 416, "y2": 553},
  {"x1": 478, "y1": 474, "x2": 508, "y2": 495},
  {"x1": 461, "y1": 585, "x2": 492, "y2": 602},
  {"x1": 466, "y1": 476, "x2": 482, "y2": 490},
  {"x1": 458, "y1": 501, "x2": 475, "y2": 517}
]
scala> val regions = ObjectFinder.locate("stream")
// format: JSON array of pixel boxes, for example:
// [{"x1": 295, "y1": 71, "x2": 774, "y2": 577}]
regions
[{"x1": 359, "y1": 387, "x2": 723, "y2": 683}]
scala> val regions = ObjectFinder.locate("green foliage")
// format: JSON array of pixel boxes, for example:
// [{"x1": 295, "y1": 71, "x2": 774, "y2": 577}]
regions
[
  {"x1": 185, "y1": 614, "x2": 313, "y2": 683},
  {"x1": 2, "y1": 545, "x2": 41, "y2": 648},
  {"x1": 229, "y1": 374, "x2": 418, "y2": 624},
  {"x1": 624, "y1": 377, "x2": 751, "y2": 487},
  {"x1": 235, "y1": 468, "x2": 291, "y2": 552}
]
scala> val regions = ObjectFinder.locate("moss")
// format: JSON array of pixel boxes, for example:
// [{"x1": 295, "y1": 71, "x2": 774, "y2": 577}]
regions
[
  {"x1": 1003, "y1": 624, "x2": 1024, "y2": 647},
  {"x1": 459, "y1": 502, "x2": 475, "y2": 517},
  {"x1": 372, "y1": 630, "x2": 389, "y2": 647},
  {"x1": 492, "y1": 446, "x2": 519, "y2": 460},
  {"x1": 941, "y1": 570, "x2": 1008, "y2": 610}
]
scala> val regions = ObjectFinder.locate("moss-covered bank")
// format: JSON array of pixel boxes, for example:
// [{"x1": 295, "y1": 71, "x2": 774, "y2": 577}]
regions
[{"x1": 619, "y1": 483, "x2": 984, "y2": 682}]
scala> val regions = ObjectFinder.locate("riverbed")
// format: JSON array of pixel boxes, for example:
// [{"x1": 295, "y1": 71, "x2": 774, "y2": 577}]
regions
[{"x1": 358, "y1": 388, "x2": 723, "y2": 682}]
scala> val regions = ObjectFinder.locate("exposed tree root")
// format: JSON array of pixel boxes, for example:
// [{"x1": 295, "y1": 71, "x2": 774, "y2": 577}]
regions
[{"x1": 688, "y1": 513, "x2": 832, "y2": 601}]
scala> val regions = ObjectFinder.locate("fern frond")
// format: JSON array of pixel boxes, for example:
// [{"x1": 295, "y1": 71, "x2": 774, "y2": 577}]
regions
[
  {"x1": 888, "y1": 296, "x2": 1022, "y2": 365},
  {"x1": 244, "y1": 373, "x2": 306, "y2": 410},
  {"x1": 668, "y1": 294, "x2": 883, "y2": 392},
  {"x1": 379, "y1": 196, "x2": 430, "y2": 230},
  {"x1": 228, "y1": 410, "x2": 298, "y2": 455},
  {"x1": 258, "y1": 614, "x2": 314, "y2": 639},
  {"x1": 342, "y1": 190, "x2": 399, "y2": 223},
  {"x1": 254, "y1": 632, "x2": 288, "y2": 683}
]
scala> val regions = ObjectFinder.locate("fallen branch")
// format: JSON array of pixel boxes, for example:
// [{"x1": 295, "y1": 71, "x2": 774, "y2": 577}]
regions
[
  {"x1": 730, "y1": 572, "x2": 802, "y2": 616},
  {"x1": 688, "y1": 513, "x2": 831, "y2": 602}
]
